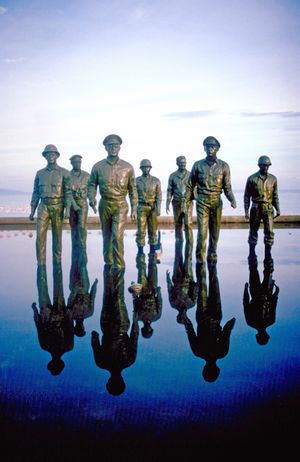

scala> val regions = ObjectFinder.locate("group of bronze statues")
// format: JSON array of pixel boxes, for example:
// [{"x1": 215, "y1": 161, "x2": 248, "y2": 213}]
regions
[{"x1": 29, "y1": 133, "x2": 280, "y2": 269}]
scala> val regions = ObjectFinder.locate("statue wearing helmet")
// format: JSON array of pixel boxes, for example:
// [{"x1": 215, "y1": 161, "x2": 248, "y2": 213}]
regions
[
  {"x1": 136, "y1": 159, "x2": 162, "y2": 254},
  {"x1": 244, "y1": 155, "x2": 280, "y2": 263},
  {"x1": 181, "y1": 136, "x2": 237, "y2": 264},
  {"x1": 29, "y1": 144, "x2": 74, "y2": 266}
]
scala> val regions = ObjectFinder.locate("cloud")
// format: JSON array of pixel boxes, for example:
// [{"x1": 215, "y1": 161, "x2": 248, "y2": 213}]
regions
[
  {"x1": 165, "y1": 110, "x2": 216, "y2": 119},
  {"x1": 1, "y1": 57, "x2": 26, "y2": 64},
  {"x1": 0, "y1": 6, "x2": 7, "y2": 15},
  {"x1": 241, "y1": 111, "x2": 300, "y2": 118}
]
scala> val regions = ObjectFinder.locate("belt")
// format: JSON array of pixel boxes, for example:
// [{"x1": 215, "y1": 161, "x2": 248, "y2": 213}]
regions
[{"x1": 41, "y1": 198, "x2": 63, "y2": 205}]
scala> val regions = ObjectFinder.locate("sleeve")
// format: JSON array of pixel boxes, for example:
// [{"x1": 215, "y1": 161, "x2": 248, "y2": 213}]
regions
[
  {"x1": 272, "y1": 177, "x2": 280, "y2": 213},
  {"x1": 166, "y1": 174, "x2": 173, "y2": 208},
  {"x1": 222, "y1": 163, "x2": 236, "y2": 204},
  {"x1": 155, "y1": 179, "x2": 162, "y2": 214},
  {"x1": 182, "y1": 164, "x2": 197, "y2": 210},
  {"x1": 30, "y1": 173, "x2": 40, "y2": 213},
  {"x1": 127, "y1": 166, "x2": 138, "y2": 213},
  {"x1": 243, "y1": 177, "x2": 251, "y2": 214},
  {"x1": 63, "y1": 171, "x2": 73, "y2": 209},
  {"x1": 87, "y1": 166, "x2": 98, "y2": 205}
]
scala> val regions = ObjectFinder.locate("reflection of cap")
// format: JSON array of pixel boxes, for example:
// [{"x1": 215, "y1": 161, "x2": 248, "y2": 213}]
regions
[
  {"x1": 42, "y1": 144, "x2": 60, "y2": 157},
  {"x1": 258, "y1": 155, "x2": 272, "y2": 166},
  {"x1": 203, "y1": 136, "x2": 220, "y2": 148},
  {"x1": 69, "y1": 154, "x2": 82, "y2": 162},
  {"x1": 103, "y1": 134, "x2": 122, "y2": 146},
  {"x1": 140, "y1": 159, "x2": 152, "y2": 168}
]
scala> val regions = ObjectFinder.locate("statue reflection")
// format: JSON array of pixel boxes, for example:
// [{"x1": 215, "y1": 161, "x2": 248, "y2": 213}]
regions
[
  {"x1": 128, "y1": 252, "x2": 162, "y2": 339},
  {"x1": 67, "y1": 253, "x2": 98, "y2": 338},
  {"x1": 243, "y1": 260, "x2": 279, "y2": 345},
  {"x1": 91, "y1": 265, "x2": 139, "y2": 395},
  {"x1": 32, "y1": 264, "x2": 74, "y2": 375},
  {"x1": 167, "y1": 242, "x2": 197, "y2": 323},
  {"x1": 182, "y1": 263, "x2": 235, "y2": 382}
]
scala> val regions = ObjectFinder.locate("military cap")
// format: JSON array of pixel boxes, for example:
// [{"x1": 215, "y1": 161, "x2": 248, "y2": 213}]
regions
[
  {"x1": 103, "y1": 134, "x2": 123, "y2": 146},
  {"x1": 140, "y1": 159, "x2": 152, "y2": 168},
  {"x1": 42, "y1": 144, "x2": 60, "y2": 157},
  {"x1": 69, "y1": 154, "x2": 82, "y2": 162},
  {"x1": 258, "y1": 155, "x2": 272, "y2": 166},
  {"x1": 176, "y1": 155, "x2": 186, "y2": 163},
  {"x1": 203, "y1": 136, "x2": 221, "y2": 148}
]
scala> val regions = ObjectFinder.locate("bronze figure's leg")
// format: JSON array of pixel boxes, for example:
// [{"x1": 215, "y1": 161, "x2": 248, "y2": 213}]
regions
[
  {"x1": 173, "y1": 202, "x2": 184, "y2": 243},
  {"x1": 36, "y1": 203, "x2": 50, "y2": 266},
  {"x1": 196, "y1": 201, "x2": 209, "y2": 264},
  {"x1": 51, "y1": 204, "x2": 64, "y2": 265},
  {"x1": 207, "y1": 201, "x2": 222, "y2": 262},
  {"x1": 99, "y1": 200, "x2": 113, "y2": 266},
  {"x1": 148, "y1": 208, "x2": 158, "y2": 245},
  {"x1": 185, "y1": 202, "x2": 194, "y2": 246},
  {"x1": 136, "y1": 206, "x2": 147, "y2": 247},
  {"x1": 111, "y1": 203, "x2": 128, "y2": 268}
]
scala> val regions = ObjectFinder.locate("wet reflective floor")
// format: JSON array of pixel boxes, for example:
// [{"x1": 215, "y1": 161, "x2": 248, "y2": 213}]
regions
[{"x1": 0, "y1": 228, "x2": 299, "y2": 460}]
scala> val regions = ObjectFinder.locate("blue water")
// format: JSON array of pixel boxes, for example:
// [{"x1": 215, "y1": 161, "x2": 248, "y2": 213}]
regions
[
  {"x1": 0, "y1": 189, "x2": 299, "y2": 216},
  {"x1": 0, "y1": 227, "x2": 299, "y2": 459}
]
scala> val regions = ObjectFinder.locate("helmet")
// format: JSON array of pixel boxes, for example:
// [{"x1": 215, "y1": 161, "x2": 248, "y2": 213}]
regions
[
  {"x1": 140, "y1": 159, "x2": 152, "y2": 168},
  {"x1": 42, "y1": 144, "x2": 60, "y2": 157},
  {"x1": 258, "y1": 155, "x2": 272, "y2": 166},
  {"x1": 203, "y1": 136, "x2": 220, "y2": 148}
]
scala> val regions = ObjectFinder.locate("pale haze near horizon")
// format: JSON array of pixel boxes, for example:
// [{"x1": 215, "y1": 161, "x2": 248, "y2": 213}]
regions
[{"x1": 0, "y1": 0, "x2": 299, "y2": 195}]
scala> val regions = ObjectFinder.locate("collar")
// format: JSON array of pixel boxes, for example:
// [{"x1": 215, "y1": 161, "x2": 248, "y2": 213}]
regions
[
  {"x1": 205, "y1": 157, "x2": 218, "y2": 166},
  {"x1": 106, "y1": 156, "x2": 119, "y2": 166},
  {"x1": 46, "y1": 164, "x2": 59, "y2": 171}
]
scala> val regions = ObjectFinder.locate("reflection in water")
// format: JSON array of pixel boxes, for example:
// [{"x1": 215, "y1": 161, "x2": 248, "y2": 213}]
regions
[
  {"x1": 181, "y1": 263, "x2": 236, "y2": 382},
  {"x1": 32, "y1": 264, "x2": 74, "y2": 375},
  {"x1": 67, "y1": 253, "x2": 98, "y2": 338},
  {"x1": 167, "y1": 242, "x2": 197, "y2": 323},
  {"x1": 243, "y1": 260, "x2": 279, "y2": 345},
  {"x1": 128, "y1": 252, "x2": 162, "y2": 338},
  {"x1": 91, "y1": 265, "x2": 139, "y2": 395}
]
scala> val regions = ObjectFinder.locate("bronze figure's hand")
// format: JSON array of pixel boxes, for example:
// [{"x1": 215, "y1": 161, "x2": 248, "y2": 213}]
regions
[
  {"x1": 131, "y1": 210, "x2": 137, "y2": 222},
  {"x1": 274, "y1": 211, "x2": 280, "y2": 219},
  {"x1": 231, "y1": 200, "x2": 237, "y2": 209},
  {"x1": 29, "y1": 213, "x2": 35, "y2": 221},
  {"x1": 245, "y1": 212, "x2": 250, "y2": 221}
]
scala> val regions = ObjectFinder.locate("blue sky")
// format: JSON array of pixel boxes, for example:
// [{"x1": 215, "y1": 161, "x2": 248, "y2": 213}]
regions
[{"x1": 1, "y1": 0, "x2": 300, "y2": 193}]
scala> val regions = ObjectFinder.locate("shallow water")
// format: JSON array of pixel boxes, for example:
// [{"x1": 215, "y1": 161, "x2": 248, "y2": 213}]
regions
[{"x1": 0, "y1": 228, "x2": 299, "y2": 459}]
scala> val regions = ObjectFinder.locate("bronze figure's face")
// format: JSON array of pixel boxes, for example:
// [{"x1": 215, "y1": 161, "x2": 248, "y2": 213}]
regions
[
  {"x1": 44, "y1": 151, "x2": 59, "y2": 165},
  {"x1": 141, "y1": 166, "x2": 151, "y2": 176},
  {"x1": 176, "y1": 157, "x2": 187, "y2": 171},
  {"x1": 204, "y1": 144, "x2": 219, "y2": 160},
  {"x1": 105, "y1": 142, "x2": 121, "y2": 157},
  {"x1": 71, "y1": 158, "x2": 82, "y2": 171},
  {"x1": 258, "y1": 162, "x2": 270, "y2": 175}
]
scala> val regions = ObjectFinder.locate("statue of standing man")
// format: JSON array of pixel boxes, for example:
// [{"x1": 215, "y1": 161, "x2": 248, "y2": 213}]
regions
[
  {"x1": 88, "y1": 134, "x2": 137, "y2": 268},
  {"x1": 29, "y1": 144, "x2": 73, "y2": 267},
  {"x1": 166, "y1": 155, "x2": 194, "y2": 250},
  {"x1": 136, "y1": 159, "x2": 162, "y2": 255},
  {"x1": 69, "y1": 155, "x2": 90, "y2": 266},
  {"x1": 182, "y1": 136, "x2": 237, "y2": 264}
]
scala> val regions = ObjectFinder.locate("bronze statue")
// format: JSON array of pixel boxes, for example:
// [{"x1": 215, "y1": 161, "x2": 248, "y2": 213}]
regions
[
  {"x1": 136, "y1": 159, "x2": 162, "y2": 254},
  {"x1": 182, "y1": 137, "x2": 236, "y2": 264},
  {"x1": 128, "y1": 252, "x2": 162, "y2": 338},
  {"x1": 69, "y1": 154, "x2": 90, "y2": 267},
  {"x1": 32, "y1": 264, "x2": 73, "y2": 375},
  {"x1": 167, "y1": 242, "x2": 197, "y2": 324},
  {"x1": 181, "y1": 263, "x2": 235, "y2": 382},
  {"x1": 244, "y1": 155, "x2": 280, "y2": 263},
  {"x1": 88, "y1": 134, "x2": 137, "y2": 268},
  {"x1": 91, "y1": 265, "x2": 139, "y2": 395},
  {"x1": 29, "y1": 144, "x2": 74, "y2": 266},
  {"x1": 166, "y1": 156, "x2": 194, "y2": 249},
  {"x1": 243, "y1": 260, "x2": 279, "y2": 345}
]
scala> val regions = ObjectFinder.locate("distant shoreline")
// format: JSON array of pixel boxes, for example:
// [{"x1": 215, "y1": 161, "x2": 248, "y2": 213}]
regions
[{"x1": 1, "y1": 215, "x2": 299, "y2": 230}]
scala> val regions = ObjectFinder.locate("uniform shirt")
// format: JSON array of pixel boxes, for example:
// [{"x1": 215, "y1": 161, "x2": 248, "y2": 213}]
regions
[
  {"x1": 166, "y1": 169, "x2": 191, "y2": 205},
  {"x1": 186, "y1": 158, "x2": 235, "y2": 203},
  {"x1": 70, "y1": 169, "x2": 90, "y2": 205},
  {"x1": 88, "y1": 157, "x2": 137, "y2": 209},
  {"x1": 136, "y1": 174, "x2": 162, "y2": 213},
  {"x1": 244, "y1": 171, "x2": 280, "y2": 213},
  {"x1": 30, "y1": 164, "x2": 72, "y2": 209}
]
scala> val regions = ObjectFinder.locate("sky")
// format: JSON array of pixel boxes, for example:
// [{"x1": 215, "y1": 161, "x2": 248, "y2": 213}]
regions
[{"x1": 0, "y1": 0, "x2": 300, "y2": 193}]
